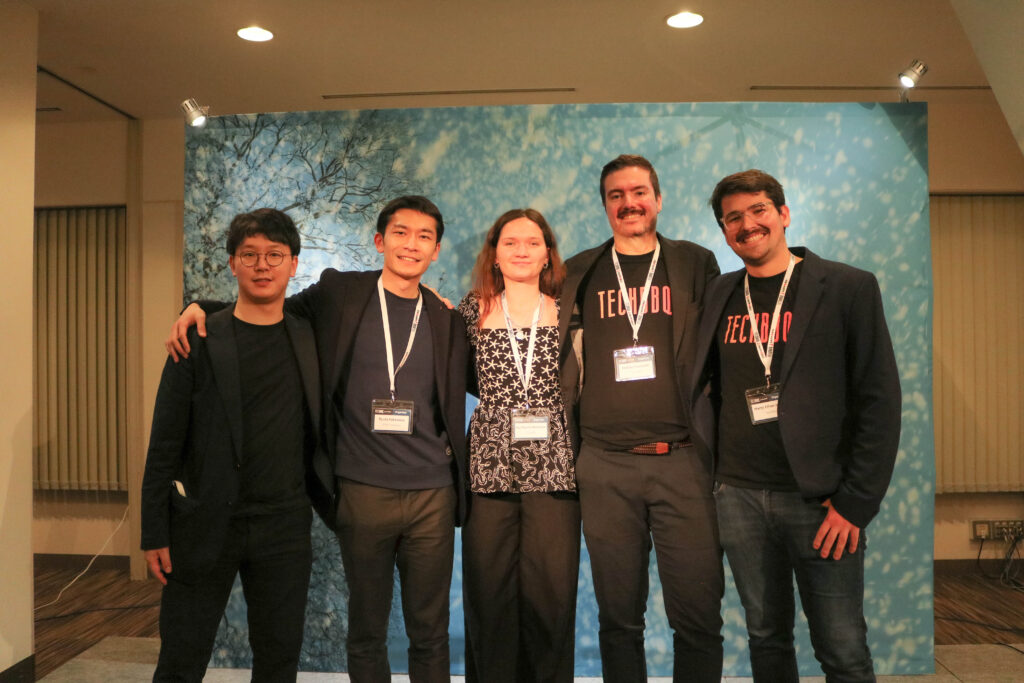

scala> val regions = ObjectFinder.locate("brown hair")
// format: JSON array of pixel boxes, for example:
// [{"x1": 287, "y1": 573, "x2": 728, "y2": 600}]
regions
[
  {"x1": 600, "y1": 154, "x2": 661, "y2": 204},
  {"x1": 709, "y1": 169, "x2": 787, "y2": 227},
  {"x1": 469, "y1": 208, "x2": 566, "y2": 326}
]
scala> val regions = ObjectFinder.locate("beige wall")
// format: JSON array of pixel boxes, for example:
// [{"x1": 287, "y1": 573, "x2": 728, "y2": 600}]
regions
[
  {"x1": 33, "y1": 120, "x2": 135, "y2": 557},
  {"x1": 34, "y1": 120, "x2": 129, "y2": 207},
  {"x1": 930, "y1": 98, "x2": 1024, "y2": 193},
  {"x1": 1, "y1": 0, "x2": 38, "y2": 673},
  {"x1": 34, "y1": 492, "x2": 131, "y2": 555},
  {"x1": 32, "y1": 118, "x2": 183, "y2": 562},
  {"x1": 951, "y1": 0, "x2": 1024, "y2": 159},
  {"x1": 133, "y1": 119, "x2": 185, "y2": 576},
  {"x1": 935, "y1": 493, "x2": 1024, "y2": 560}
]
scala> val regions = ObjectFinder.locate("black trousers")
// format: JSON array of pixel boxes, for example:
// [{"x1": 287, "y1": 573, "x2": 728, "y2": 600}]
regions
[
  {"x1": 154, "y1": 507, "x2": 313, "y2": 683},
  {"x1": 462, "y1": 491, "x2": 581, "y2": 683},
  {"x1": 576, "y1": 443, "x2": 724, "y2": 683},
  {"x1": 335, "y1": 479, "x2": 456, "y2": 683}
]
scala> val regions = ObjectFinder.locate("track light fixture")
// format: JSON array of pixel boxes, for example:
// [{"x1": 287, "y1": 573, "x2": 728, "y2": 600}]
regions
[
  {"x1": 180, "y1": 98, "x2": 209, "y2": 127},
  {"x1": 898, "y1": 59, "x2": 928, "y2": 89}
]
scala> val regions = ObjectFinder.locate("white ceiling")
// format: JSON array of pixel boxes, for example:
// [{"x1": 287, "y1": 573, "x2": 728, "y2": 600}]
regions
[{"x1": 27, "y1": 0, "x2": 1004, "y2": 125}]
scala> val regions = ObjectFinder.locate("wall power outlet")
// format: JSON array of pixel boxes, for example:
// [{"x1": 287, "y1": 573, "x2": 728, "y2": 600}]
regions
[{"x1": 970, "y1": 519, "x2": 1024, "y2": 541}]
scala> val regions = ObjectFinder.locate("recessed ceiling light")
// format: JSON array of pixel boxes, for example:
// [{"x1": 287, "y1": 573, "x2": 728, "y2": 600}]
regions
[
  {"x1": 237, "y1": 26, "x2": 273, "y2": 42},
  {"x1": 666, "y1": 11, "x2": 704, "y2": 29}
]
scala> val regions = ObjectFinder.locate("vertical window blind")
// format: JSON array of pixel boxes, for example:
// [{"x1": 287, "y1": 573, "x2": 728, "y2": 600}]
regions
[
  {"x1": 34, "y1": 206, "x2": 128, "y2": 491},
  {"x1": 932, "y1": 194, "x2": 1024, "y2": 493}
]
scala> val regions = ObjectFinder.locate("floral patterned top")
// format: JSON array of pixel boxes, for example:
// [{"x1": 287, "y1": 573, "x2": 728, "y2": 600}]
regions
[{"x1": 458, "y1": 292, "x2": 575, "y2": 493}]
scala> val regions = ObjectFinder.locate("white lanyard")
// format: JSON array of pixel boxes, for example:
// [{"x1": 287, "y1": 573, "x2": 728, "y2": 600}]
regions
[
  {"x1": 501, "y1": 291, "x2": 544, "y2": 409},
  {"x1": 743, "y1": 254, "x2": 796, "y2": 387},
  {"x1": 611, "y1": 241, "x2": 661, "y2": 345},
  {"x1": 378, "y1": 277, "x2": 423, "y2": 400}
]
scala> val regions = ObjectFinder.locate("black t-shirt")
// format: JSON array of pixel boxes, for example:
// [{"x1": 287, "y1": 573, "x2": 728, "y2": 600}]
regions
[
  {"x1": 233, "y1": 317, "x2": 310, "y2": 515},
  {"x1": 714, "y1": 264, "x2": 803, "y2": 490},
  {"x1": 579, "y1": 249, "x2": 688, "y2": 449},
  {"x1": 336, "y1": 287, "x2": 452, "y2": 489}
]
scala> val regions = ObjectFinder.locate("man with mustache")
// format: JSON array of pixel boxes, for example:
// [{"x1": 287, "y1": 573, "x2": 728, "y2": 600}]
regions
[
  {"x1": 691, "y1": 169, "x2": 900, "y2": 682},
  {"x1": 557, "y1": 154, "x2": 724, "y2": 682}
]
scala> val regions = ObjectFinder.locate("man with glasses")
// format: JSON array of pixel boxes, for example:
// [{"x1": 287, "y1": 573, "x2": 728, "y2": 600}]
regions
[
  {"x1": 166, "y1": 196, "x2": 468, "y2": 683},
  {"x1": 142, "y1": 208, "x2": 326, "y2": 681},
  {"x1": 691, "y1": 169, "x2": 901, "y2": 682}
]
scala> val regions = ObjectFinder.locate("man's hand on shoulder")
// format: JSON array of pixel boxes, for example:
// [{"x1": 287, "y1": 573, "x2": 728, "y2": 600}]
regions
[
  {"x1": 422, "y1": 284, "x2": 453, "y2": 309},
  {"x1": 813, "y1": 498, "x2": 861, "y2": 560},
  {"x1": 165, "y1": 303, "x2": 207, "y2": 362}
]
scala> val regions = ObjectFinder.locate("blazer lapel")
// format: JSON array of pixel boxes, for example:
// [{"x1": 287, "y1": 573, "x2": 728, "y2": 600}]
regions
[
  {"x1": 330, "y1": 272, "x2": 379, "y2": 395},
  {"x1": 779, "y1": 248, "x2": 823, "y2": 384},
  {"x1": 661, "y1": 237, "x2": 690, "y2": 359},
  {"x1": 558, "y1": 240, "x2": 609, "y2": 360},
  {"x1": 692, "y1": 270, "x2": 741, "y2": 399},
  {"x1": 206, "y1": 307, "x2": 245, "y2": 466},
  {"x1": 557, "y1": 240, "x2": 602, "y2": 348},
  {"x1": 285, "y1": 313, "x2": 321, "y2": 431},
  {"x1": 424, "y1": 288, "x2": 451, "y2": 405}
]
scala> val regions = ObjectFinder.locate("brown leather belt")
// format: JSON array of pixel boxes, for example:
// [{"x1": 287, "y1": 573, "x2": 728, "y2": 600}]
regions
[{"x1": 626, "y1": 440, "x2": 691, "y2": 455}]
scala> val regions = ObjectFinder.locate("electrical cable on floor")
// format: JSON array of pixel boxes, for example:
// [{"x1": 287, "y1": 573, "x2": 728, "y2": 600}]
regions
[
  {"x1": 975, "y1": 538, "x2": 1002, "y2": 580},
  {"x1": 35, "y1": 505, "x2": 130, "y2": 612},
  {"x1": 998, "y1": 532, "x2": 1023, "y2": 591},
  {"x1": 975, "y1": 532, "x2": 1024, "y2": 588},
  {"x1": 998, "y1": 643, "x2": 1024, "y2": 657},
  {"x1": 944, "y1": 533, "x2": 1024, "y2": 634}
]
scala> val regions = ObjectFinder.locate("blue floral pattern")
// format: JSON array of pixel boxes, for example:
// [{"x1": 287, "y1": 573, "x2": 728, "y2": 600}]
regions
[{"x1": 185, "y1": 101, "x2": 933, "y2": 677}]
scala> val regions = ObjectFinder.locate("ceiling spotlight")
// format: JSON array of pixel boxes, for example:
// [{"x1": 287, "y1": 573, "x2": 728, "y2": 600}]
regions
[
  {"x1": 666, "y1": 11, "x2": 704, "y2": 28},
  {"x1": 237, "y1": 26, "x2": 273, "y2": 42},
  {"x1": 180, "y1": 98, "x2": 209, "y2": 127},
  {"x1": 898, "y1": 59, "x2": 928, "y2": 89}
]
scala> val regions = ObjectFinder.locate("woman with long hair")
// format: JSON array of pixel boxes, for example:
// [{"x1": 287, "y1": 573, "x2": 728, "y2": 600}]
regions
[{"x1": 457, "y1": 208, "x2": 579, "y2": 682}]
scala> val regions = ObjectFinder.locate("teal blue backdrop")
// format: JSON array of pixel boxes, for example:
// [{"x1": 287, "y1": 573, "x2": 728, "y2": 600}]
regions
[{"x1": 183, "y1": 102, "x2": 934, "y2": 676}]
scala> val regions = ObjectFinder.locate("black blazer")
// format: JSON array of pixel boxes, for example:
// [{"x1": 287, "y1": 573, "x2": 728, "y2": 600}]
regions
[
  {"x1": 286, "y1": 268, "x2": 470, "y2": 525},
  {"x1": 557, "y1": 234, "x2": 720, "y2": 465},
  {"x1": 140, "y1": 306, "x2": 323, "y2": 581},
  {"x1": 690, "y1": 247, "x2": 902, "y2": 528}
]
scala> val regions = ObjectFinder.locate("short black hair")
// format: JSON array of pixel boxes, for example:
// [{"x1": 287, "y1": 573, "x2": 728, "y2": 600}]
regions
[
  {"x1": 225, "y1": 208, "x2": 301, "y2": 255},
  {"x1": 376, "y1": 195, "x2": 445, "y2": 242},
  {"x1": 709, "y1": 169, "x2": 787, "y2": 227},
  {"x1": 600, "y1": 154, "x2": 661, "y2": 205}
]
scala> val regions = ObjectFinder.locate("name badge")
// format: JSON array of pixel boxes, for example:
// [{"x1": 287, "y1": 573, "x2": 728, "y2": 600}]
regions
[
  {"x1": 371, "y1": 399, "x2": 415, "y2": 434},
  {"x1": 745, "y1": 384, "x2": 781, "y2": 425},
  {"x1": 511, "y1": 408, "x2": 550, "y2": 441},
  {"x1": 613, "y1": 346, "x2": 656, "y2": 382}
]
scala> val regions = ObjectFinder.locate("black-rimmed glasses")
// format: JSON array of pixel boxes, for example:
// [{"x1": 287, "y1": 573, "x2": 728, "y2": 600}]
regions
[{"x1": 237, "y1": 250, "x2": 289, "y2": 267}]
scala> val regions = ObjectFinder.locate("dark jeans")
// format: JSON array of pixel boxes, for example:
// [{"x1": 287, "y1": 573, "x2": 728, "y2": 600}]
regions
[
  {"x1": 154, "y1": 507, "x2": 313, "y2": 683},
  {"x1": 576, "y1": 442, "x2": 724, "y2": 683},
  {"x1": 462, "y1": 491, "x2": 581, "y2": 683},
  {"x1": 335, "y1": 479, "x2": 455, "y2": 683},
  {"x1": 715, "y1": 483, "x2": 874, "y2": 683}
]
